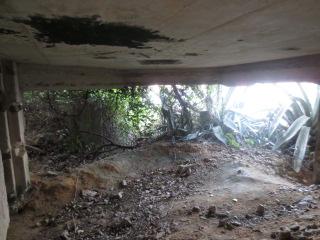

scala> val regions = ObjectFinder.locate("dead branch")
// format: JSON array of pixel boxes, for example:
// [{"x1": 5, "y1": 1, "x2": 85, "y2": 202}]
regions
[
  {"x1": 85, "y1": 144, "x2": 119, "y2": 160},
  {"x1": 25, "y1": 144, "x2": 45, "y2": 153},
  {"x1": 79, "y1": 130, "x2": 137, "y2": 149},
  {"x1": 172, "y1": 85, "x2": 200, "y2": 113}
]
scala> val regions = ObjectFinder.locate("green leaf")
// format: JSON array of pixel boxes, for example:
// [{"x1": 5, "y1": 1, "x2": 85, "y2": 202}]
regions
[{"x1": 273, "y1": 115, "x2": 310, "y2": 150}]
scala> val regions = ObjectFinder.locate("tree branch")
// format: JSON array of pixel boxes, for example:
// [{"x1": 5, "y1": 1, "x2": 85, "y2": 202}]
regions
[{"x1": 79, "y1": 130, "x2": 137, "y2": 149}]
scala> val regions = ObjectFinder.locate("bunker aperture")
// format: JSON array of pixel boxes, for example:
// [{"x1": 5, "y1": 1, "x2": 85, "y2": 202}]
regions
[{"x1": 17, "y1": 15, "x2": 174, "y2": 48}]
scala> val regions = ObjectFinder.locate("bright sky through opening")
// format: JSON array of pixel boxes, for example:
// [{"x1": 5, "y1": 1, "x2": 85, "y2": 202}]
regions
[
  {"x1": 228, "y1": 82, "x2": 318, "y2": 119},
  {"x1": 149, "y1": 82, "x2": 318, "y2": 120}
]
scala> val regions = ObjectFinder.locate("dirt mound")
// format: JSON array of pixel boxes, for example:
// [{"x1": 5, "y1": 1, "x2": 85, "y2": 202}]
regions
[{"x1": 8, "y1": 142, "x2": 317, "y2": 240}]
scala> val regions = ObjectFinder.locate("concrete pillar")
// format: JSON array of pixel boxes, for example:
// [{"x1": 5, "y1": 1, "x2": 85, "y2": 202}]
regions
[
  {"x1": 0, "y1": 151, "x2": 10, "y2": 240},
  {"x1": 0, "y1": 62, "x2": 17, "y2": 199},
  {"x1": 1, "y1": 60, "x2": 30, "y2": 194},
  {"x1": 0, "y1": 108, "x2": 16, "y2": 198}
]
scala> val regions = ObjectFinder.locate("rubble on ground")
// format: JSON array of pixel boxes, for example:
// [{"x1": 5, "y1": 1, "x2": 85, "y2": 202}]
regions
[{"x1": 7, "y1": 142, "x2": 320, "y2": 240}]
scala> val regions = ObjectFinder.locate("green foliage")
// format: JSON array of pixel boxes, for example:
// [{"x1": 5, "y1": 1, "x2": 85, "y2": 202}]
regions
[
  {"x1": 225, "y1": 133, "x2": 240, "y2": 149},
  {"x1": 89, "y1": 87, "x2": 158, "y2": 136},
  {"x1": 244, "y1": 138, "x2": 255, "y2": 146},
  {"x1": 24, "y1": 87, "x2": 160, "y2": 153},
  {"x1": 24, "y1": 83, "x2": 319, "y2": 172}
]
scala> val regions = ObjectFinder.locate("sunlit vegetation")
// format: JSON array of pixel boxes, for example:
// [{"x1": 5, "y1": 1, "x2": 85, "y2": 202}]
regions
[{"x1": 24, "y1": 83, "x2": 319, "y2": 171}]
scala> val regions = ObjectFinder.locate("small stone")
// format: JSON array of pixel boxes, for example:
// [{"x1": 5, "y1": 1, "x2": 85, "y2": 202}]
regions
[
  {"x1": 81, "y1": 190, "x2": 98, "y2": 198},
  {"x1": 278, "y1": 231, "x2": 292, "y2": 240},
  {"x1": 156, "y1": 231, "x2": 165, "y2": 239},
  {"x1": 306, "y1": 223, "x2": 318, "y2": 229},
  {"x1": 46, "y1": 171, "x2": 58, "y2": 177},
  {"x1": 206, "y1": 206, "x2": 216, "y2": 217},
  {"x1": 110, "y1": 217, "x2": 132, "y2": 231},
  {"x1": 256, "y1": 204, "x2": 265, "y2": 216},
  {"x1": 297, "y1": 236, "x2": 312, "y2": 240},
  {"x1": 230, "y1": 220, "x2": 241, "y2": 227},
  {"x1": 290, "y1": 224, "x2": 300, "y2": 231},
  {"x1": 218, "y1": 219, "x2": 226, "y2": 228},
  {"x1": 224, "y1": 222, "x2": 234, "y2": 230},
  {"x1": 110, "y1": 192, "x2": 123, "y2": 200},
  {"x1": 303, "y1": 230, "x2": 312, "y2": 237},
  {"x1": 232, "y1": 198, "x2": 238, "y2": 203},
  {"x1": 192, "y1": 206, "x2": 201, "y2": 213},
  {"x1": 176, "y1": 165, "x2": 192, "y2": 177},
  {"x1": 299, "y1": 214, "x2": 315, "y2": 221},
  {"x1": 297, "y1": 195, "x2": 314, "y2": 207},
  {"x1": 120, "y1": 180, "x2": 128, "y2": 188},
  {"x1": 61, "y1": 230, "x2": 71, "y2": 240},
  {"x1": 270, "y1": 232, "x2": 277, "y2": 239},
  {"x1": 216, "y1": 212, "x2": 229, "y2": 219}
]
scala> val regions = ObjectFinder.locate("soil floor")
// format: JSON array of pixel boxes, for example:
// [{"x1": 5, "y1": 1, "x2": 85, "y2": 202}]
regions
[{"x1": 6, "y1": 142, "x2": 320, "y2": 240}]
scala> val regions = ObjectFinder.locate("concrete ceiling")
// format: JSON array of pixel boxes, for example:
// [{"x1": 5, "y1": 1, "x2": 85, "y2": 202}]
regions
[{"x1": 1, "y1": 0, "x2": 320, "y2": 89}]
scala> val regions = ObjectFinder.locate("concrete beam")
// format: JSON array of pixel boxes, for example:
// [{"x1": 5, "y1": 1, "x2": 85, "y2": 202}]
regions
[
  {"x1": 0, "y1": 151, "x2": 10, "y2": 240},
  {"x1": 18, "y1": 54, "x2": 320, "y2": 90},
  {"x1": 2, "y1": 60, "x2": 30, "y2": 194}
]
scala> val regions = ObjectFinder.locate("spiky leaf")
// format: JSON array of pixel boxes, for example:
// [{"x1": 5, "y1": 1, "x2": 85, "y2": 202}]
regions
[
  {"x1": 268, "y1": 107, "x2": 287, "y2": 137},
  {"x1": 293, "y1": 126, "x2": 310, "y2": 172},
  {"x1": 273, "y1": 115, "x2": 310, "y2": 150}
]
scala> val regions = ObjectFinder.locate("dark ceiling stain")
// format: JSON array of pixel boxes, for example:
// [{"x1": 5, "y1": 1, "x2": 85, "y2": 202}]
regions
[
  {"x1": 94, "y1": 56, "x2": 116, "y2": 59},
  {"x1": 93, "y1": 51, "x2": 117, "y2": 59},
  {"x1": 130, "y1": 52, "x2": 150, "y2": 58},
  {"x1": 185, "y1": 52, "x2": 199, "y2": 56},
  {"x1": 15, "y1": 15, "x2": 175, "y2": 48},
  {"x1": 282, "y1": 47, "x2": 300, "y2": 51},
  {"x1": 139, "y1": 59, "x2": 181, "y2": 65},
  {"x1": 0, "y1": 28, "x2": 19, "y2": 34},
  {"x1": 138, "y1": 53, "x2": 150, "y2": 58},
  {"x1": 95, "y1": 51, "x2": 118, "y2": 56}
]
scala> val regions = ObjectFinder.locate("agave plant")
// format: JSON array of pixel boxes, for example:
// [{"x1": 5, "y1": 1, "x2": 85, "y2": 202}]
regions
[
  {"x1": 271, "y1": 84, "x2": 320, "y2": 172},
  {"x1": 206, "y1": 86, "x2": 270, "y2": 147}
]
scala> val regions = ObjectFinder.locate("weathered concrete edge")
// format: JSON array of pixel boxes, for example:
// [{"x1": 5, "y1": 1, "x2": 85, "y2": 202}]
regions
[
  {"x1": 0, "y1": 151, "x2": 9, "y2": 240},
  {"x1": 18, "y1": 54, "x2": 320, "y2": 90}
]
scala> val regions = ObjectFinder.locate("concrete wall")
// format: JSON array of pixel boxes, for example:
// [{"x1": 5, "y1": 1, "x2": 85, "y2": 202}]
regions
[
  {"x1": 0, "y1": 152, "x2": 9, "y2": 240},
  {"x1": 18, "y1": 54, "x2": 320, "y2": 90}
]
